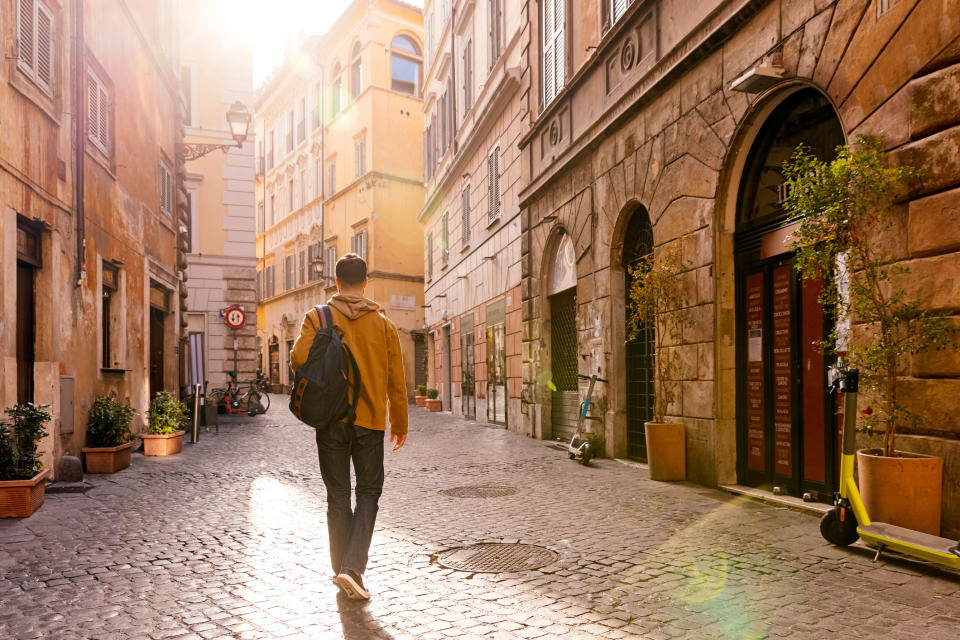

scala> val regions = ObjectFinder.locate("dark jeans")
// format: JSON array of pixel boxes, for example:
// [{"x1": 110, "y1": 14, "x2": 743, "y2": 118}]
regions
[{"x1": 315, "y1": 422, "x2": 384, "y2": 576}]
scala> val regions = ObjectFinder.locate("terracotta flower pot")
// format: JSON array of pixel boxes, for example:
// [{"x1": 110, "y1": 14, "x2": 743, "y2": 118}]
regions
[
  {"x1": 0, "y1": 469, "x2": 49, "y2": 518},
  {"x1": 81, "y1": 442, "x2": 134, "y2": 474},
  {"x1": 857, "y1": 448, "x2": 943, "y2": 536},
  {"x1": 415, "y1": 395, "x2": 427, "y2": 407},
  {"x1": 142, "y1": 431, "x2": 185, "y2": 457},
  {"x1": 425, "y1": 398, "x2": 442, "y2": 412},
  {"x1": 644, "y1": 422, "x2": 686, "y2": 481}
]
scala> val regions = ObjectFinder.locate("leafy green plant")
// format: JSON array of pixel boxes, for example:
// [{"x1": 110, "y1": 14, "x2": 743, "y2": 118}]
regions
[
  {"x1": 416, "y1": 384, "x2": 428, "y2": 396},
  {"x1": 148, "y1": 391, "x2": 187, "y2": 435},
  {"x1": 0, "y1": 404, "x2": 51, "y2": 481},
  {"x1": 426, "y1": 388, "x2": 439, "y2": 400},
  {"x1": 783, "y1": 135, "x2": 956, "y2": 457},
  {"x1": 626, "y1": 240, "x2": 689, "y2": 423},
  {"x1": 87, "y1": 394, "x2": 135, "y2": 447}
]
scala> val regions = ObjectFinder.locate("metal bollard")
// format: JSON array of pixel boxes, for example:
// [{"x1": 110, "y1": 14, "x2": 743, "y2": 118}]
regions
[{"x1": 191, "y1": 384, "x2": 201, "y2": 443}]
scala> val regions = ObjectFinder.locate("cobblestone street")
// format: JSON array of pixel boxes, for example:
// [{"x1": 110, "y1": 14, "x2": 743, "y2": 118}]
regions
[{"x1": 1, "y1": 397, "x2": 959, "y2": 639}]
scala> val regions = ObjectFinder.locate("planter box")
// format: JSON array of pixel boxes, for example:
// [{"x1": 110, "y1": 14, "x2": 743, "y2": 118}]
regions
[
  {"x1": 0, "y1": 469, "x2": 49, "y2": 518},
  {"x1": 858, "y1": 448, "x2": 943, "y2": 536},
  {"x1": 425, "y1": 398, "x2": 442, "y2": 412},
  {"x1": 81, "y1": 442, "x2": 133, "y2": 474},
  {"x1": 202, "y1": 405, "x2": 219, "y2": 427},
  {"x1": 142, "y1": 431, "x2": 185, "y2": 457},
  {"x1": 415, "y1": 395, "x2": 427, "y2": 407},
  {"x1": 645, "y1": 422, "x2": 686, "y2": 481}
]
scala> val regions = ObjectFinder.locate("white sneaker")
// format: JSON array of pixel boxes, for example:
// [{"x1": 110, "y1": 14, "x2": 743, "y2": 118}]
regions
[{"x1": 334, "y1": 569, "x2": 370, "y2": 600}]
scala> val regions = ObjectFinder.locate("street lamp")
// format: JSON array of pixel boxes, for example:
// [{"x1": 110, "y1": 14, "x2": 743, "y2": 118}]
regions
[{"x1": 180, "y1": 101, "x2": 252, "y2": 161}]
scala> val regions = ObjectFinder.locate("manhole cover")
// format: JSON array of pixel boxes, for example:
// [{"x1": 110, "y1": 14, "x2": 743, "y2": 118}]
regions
[
  {"x1": 439, "y1": 485, "x2": 518, "y2": 498},
  {"x1": 436, "y1": 543, "x2": 558, "y2": 573}
]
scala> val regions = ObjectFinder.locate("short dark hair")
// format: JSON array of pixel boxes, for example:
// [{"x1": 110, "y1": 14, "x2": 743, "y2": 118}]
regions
[{"x1": 336, "y1": 253, "x2": 367, "y2": 285}]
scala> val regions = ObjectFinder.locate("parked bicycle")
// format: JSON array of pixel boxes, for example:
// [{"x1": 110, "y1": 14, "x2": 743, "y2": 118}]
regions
[{"x1": 209, "y1": 373, "x2": 270, "y2": 416}]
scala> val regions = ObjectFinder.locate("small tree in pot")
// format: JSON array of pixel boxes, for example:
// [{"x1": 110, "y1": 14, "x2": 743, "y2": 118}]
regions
[
  {"x1": 425, "y1": 387, "x2": 442, "y2": 412},
  {"x1": 143, "y1": 391, "x2": 188, "y2": 457},
  {"x1": 783, "y1": 135, "x2": 957, "y2": 533},
  {"x1": 415, "y1": 384, "x2": 428, "y2": 407},
  {"x1": 82, "y1": 394, "x2": 136, "y2": 473},
  {"x1": 627, "y1": 240, "x2": 689, "y2": 481},
  {"x1": 0, "y1": 403, "x2": 52, "y2": 517}
]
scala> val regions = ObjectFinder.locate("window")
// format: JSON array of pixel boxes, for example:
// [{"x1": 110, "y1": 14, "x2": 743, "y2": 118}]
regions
[
  {"x1": 316, "y1": 159, "x2": 323, "y2": 198},
  {"x1": 287, "y1": 110, "x2": 294, "y2": 151},
  {"x1": 288, "y1": 179, "x2": 294, "y2": 213},
  {"x1": 391, "y1": 35, "x2": 421, "y2": 95},
  {"x1": 266, "y1": 265, "x2": 275, "y2": 297},
  {"x1": 101, "y1": 262, "x2": 121, "y2": 369},
  {"x1": 298, "y1": 98, "x2": 306, "y2": 143},
  {"x1": 488, "y1": 145, "x2": 501, "y2": 221},
  {"x1": 462, "y1": 39, "x2": 473, "y2": 112},
  {"x1": 300, "y1": 169, "x2": 307, "y2": 206},
  {"x1": 187, "y1": 190, "x2": 199, "y2": 252},
  {"x1": 604, "y1": 0, "x2": 631, "y2": 30},
  {"x1": 312, "y1": 83, "x2": 322, "y2": 129},
  {"x1": 325, "y1": 245, "x2": 337, "y2": 283},
  {"x1": 267, "y1": 129, "x2": 275, "y2": 169},
  {"x1": 284, "y1": 255, "x2": 293, "y2": 290},
  {"x1": 543, "y1": 0, "x2": 565, "y2": 106},
  {"x1": 160, "y1": 161, "x2": 174, "y2": 218},
  {"x1": 330, "y1": 63, "x2": 342, "y2": 117},
  {"x1": 461, "y1": 185, "x2": 471, "y2": 247},
  {"x1": 351, "y1": 230, "x2": 368, "y2": 262},
  {"x1": 441, "y1": 212, "x2": 449, "y2": 265},
  {"x1": 17, "y1": 0, "x2": 55, "y2": 95},
  {"x1": 269, "y1": 194, "x2": 275, "y2": 227},
  {"x1": 350, "y1": 42, "x2": 362, "y2": 99},
  {"x1": 87, "y1": 67, "x2": 111, "y2": 156},
  {"x1": 488, "y1": 0, "x2": 504, "y2": 70},
  {"x1": 328, "y1": 161, "x2": 336, "y2": 195},
  {"x1": 181, "y1": 65, "x2": 194, "y2": 126},
  {"x1": 256, "y1": 270, "x2": 262, "y2": 302},
  {"x1": 354, "y1": 136, "x2": 366, "y2": 178},
  {"x1": 427, "y1": 232, "x2": 434, "y2": 281},
  {"x1": 308, "y1": 242, "x2": 323, "y2": 282},
  {"x1": 298, "y1": 249, "x2": 306, "y2": 286}
]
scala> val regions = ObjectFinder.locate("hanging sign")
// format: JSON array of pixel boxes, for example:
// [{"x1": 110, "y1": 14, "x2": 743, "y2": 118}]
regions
[{"x1": 224, "y1": 305, "x2": 246, "y2": 329}]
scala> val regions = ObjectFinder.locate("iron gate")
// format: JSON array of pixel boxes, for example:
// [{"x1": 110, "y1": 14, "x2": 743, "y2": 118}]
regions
[
  {"x1": 550, "y1": 288, "x2": 579, "y2": 441},
  {"x1": 623, "y1": 207, "x2": 654, "y2": 461}
]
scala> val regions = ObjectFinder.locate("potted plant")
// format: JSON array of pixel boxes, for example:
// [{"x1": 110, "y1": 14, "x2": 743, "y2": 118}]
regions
[
  {"x1": 0, "y1": 403, "x2": 51, "y2": 518},
  {"x1": 784, "y1": 135, "x2": 956, "y2": 535},
  {"x1": 627, "y1": 240, "x2": 688, "y2": 481},
  {"x1": 81, "y1": 394, "x2": 136, "y2": 473},
  {"x1": 143, "y1": 391, "x2": 187, "y2": 457},
  {"x1": 415, "y1": 384, "x2": 428, "y2": 407},
  {"x1": 425, "y1": 388, "x2": 442, "y2": 412},
  {"x1": 202, "y1": 394, "x2": 219, "y2": 428}
]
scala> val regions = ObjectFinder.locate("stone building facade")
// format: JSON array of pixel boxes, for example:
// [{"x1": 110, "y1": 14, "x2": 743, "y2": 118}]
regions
[
  {"x1": 419, "y1": 0, "x2": 529, "y2": 427},
  {"x1": 179, "y1": 3, "x2": 257, "y2": 392},
  {"x1": 255, "y1": 0, "x2": 425, "y2": 395},
  {"x1": 0, "y1": 0, "x2": 185, "y2": 476},
  {"x1": 516, "y1": 0, "x2": 960, "y2": 534}
]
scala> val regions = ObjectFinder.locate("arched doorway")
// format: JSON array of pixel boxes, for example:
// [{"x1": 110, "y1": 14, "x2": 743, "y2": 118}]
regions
[
  {"x1": 622, "y1": 206, "x2": 654, "y2": 461},
  {"x1": 734, "y1": 88, "x2": 844, "y2": 499},
  {"x1": 548, "y1": 233, "x2": 578, "y2": 441}
]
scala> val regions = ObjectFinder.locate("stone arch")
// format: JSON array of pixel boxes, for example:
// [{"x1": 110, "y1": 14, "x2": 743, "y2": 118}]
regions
[{"x1": 712, "y1": 80, "x2": 846, "y2": 486}]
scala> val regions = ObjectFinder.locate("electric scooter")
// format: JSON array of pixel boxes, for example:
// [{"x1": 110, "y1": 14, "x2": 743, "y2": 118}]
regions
[
  {"x1": 567, "y1": 374, "x2": 607, "y2": 465},
  {"x1": 820, "y1": 359, "x2": 960, "y2": 568}
]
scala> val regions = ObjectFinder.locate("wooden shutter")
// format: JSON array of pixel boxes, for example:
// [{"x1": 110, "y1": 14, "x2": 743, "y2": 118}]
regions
[
  {"x1": 613, "y1": 0, "x2": 628, "y2": 22},
  {"x1": 36, "y1": 2, "x2": 53, "y2": 92},
  {"x1": 427, "y1": 232, "x2": 433, "y2": 280},
  {"x1": 87, "y1": 72, "x2": 100, "y2": 146},
  {"x1": 18, "y1": 0, "x2": 35, "y2": 75},
  {"x1": 488, "y1": 147, "x2": 501, "y2": 220},
  {"x1": 543, "y1": 0, "x2": 565, "y2": 106},
  {"x1": 442, "y1": 212, "x2": 449, "y2": 263},
  {"x1": 462, "y1": 186, "x2": 471, "y2": 246}
]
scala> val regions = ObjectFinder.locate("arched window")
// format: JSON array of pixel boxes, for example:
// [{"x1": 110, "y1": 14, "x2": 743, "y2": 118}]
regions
[
  {"x1": 391, "y1": 34, "x2": 422, "y2": 95},
  {"x1": 350, "y1": 42, "x2": 362, "y2": 99},
  {"x1": 330, "y1": 62, "x2": 342, "y2": 116}
]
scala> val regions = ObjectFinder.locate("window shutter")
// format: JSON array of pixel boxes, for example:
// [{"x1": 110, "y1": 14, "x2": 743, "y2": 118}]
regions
[
  {"x1": 18, "y1": 0, "x2": 35, "y2": 75},
  {"x1": 488, "y1": 152, "x2": 495, "y2": 220},
  {"x1": 543, "y1": 0, "x2": 555, "y2": 105},
  {"x1": 491, "y1": 147, "x2": 501, "y2": 219},
  {"x1": 613, "y1": 0, "x2": 628, "y2": 22},
  {"x1": 442, "y1": 212, "x2": 449, "y2": 263},
  {"x1": 553, "y1": 0, "x2": 565, "y2": 101},
  {"x1": 36, "y1": 3, "x2": 52, "y2": 91},
  {"x1": 87, "y1": 73, "x2": 99, "y2": 145},
  {"x1": 427, "y1": 232, "x2": 433, "y2": 280},
  {"x1": 462, "y1": 186, "x2": 471, "y2": 246}
]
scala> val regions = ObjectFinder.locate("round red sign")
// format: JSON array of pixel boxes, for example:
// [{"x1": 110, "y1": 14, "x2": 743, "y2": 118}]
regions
[{"x1": 224, "y1": 305, "x2": 246, "y2": 329}]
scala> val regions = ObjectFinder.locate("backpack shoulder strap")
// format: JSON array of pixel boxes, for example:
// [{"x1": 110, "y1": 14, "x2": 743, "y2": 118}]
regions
[{"x1": 320, "y1": 304, "x2": 334, "y2": 329}]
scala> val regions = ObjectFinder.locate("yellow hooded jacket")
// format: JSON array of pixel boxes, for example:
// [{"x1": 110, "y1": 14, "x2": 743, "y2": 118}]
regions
[{"x1": 289, "y1": 293, "x2": 408, "y2": 437}]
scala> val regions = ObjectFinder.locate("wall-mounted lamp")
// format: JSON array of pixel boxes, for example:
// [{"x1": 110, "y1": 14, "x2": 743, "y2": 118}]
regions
[{"x1": 180, "y1": 101, "x2": 252, "y2": 160}]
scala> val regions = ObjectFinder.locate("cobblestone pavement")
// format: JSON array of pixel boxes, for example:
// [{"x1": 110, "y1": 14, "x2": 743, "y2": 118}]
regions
[{"x1": 2, "y1": 397, "x2": 960, "y2": 639}]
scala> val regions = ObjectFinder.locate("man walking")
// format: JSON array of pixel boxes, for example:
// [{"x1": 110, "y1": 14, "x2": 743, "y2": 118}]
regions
[{"x1": 290, "y1": 253, "x2": 408, "y2": 600}]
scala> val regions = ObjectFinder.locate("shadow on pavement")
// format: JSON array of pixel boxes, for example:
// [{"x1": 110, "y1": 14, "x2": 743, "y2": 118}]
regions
[{"x1": 337, "y1": 592, "x2": 395, "y2": 639}]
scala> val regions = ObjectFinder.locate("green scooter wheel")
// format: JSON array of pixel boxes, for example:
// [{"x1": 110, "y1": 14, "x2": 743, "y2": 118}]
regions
[{"x1": 820, "y1": 507, "x2": 859, "y2": 546}]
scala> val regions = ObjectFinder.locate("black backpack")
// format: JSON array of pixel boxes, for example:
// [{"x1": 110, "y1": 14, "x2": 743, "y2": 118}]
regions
[{"x1": 289, "y1": 305, "x2": 361, "y2": 430}]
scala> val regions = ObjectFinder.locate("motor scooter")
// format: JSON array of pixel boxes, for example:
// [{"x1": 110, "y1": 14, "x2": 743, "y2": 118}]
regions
[{"x1": 820, "y1": 359, "x2": 960, "y2": 568}]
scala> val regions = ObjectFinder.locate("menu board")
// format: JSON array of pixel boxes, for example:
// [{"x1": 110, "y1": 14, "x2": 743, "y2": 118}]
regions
[
  {"x1": 772, "y1": 266, "x2": 793, "y2": 477},
  {"x1": 745, "y1": 272, "x2": 765, "y2": 473}
]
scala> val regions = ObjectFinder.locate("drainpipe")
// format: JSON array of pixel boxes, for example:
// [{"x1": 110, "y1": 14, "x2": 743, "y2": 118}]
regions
[
  {"x1": 450, "y1": 3, "x2": 458, "y2": 154},
  {"x1": 73, "y1": 0, "x2": 85, "y2": 286},
  {"x1": 320, "y1": 62, "x2": 326, "y2": 287}
]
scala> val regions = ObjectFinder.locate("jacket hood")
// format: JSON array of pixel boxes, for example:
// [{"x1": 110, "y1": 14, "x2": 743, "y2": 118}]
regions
[{"x1": 328, "y1": 293, "x2": 381, "y2": 320}]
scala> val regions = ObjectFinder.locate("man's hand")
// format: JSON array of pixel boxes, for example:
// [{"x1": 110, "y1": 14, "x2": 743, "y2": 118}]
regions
[{"x1": 390, "y1": 432, "x2": 407, "y2": 451}]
